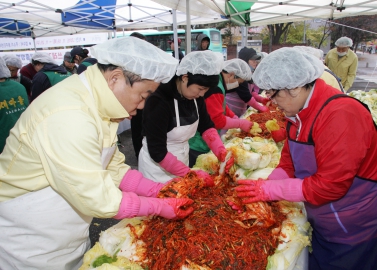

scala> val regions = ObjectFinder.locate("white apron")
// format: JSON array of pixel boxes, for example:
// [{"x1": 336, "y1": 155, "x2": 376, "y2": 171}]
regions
[
  {"x1": 0, "y1": 73, "x2": 117, "y2": 270},
  {"x1": 139, "y1": 99, "x2": 199, "y2": 183}
]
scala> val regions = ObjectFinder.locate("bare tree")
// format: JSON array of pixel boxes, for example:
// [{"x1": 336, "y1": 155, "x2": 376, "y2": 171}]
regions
[
  {"x1": 267, "y1": 23, "x2": 294, "y2": 45},
  {"x1": 329, "y1": 15, "x2": 377, "y2": 51}
]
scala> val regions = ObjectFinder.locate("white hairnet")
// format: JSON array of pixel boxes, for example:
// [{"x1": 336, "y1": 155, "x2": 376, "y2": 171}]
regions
[
  {"x1": 176, "y1": 51, "x2": 224, "y2": 76},
  {"x1": 335, "y1": 37, "x2": 353, "y2": 47},
  {"x1": 90, "y1": 37, "x2": 179, "y2": 83},
  {"x1": 223, "y1": 59, "x2": 252, "y2": 81},
  {"x1": 294, "y1": 46, "x2": 324, "y2": 60},
  {"x1": 258, "y1": 52, "x2": 268, "y2": 61},
  {"x1": 32, "y1": 52, "x2": 54, "y2": 64},
  {"x1": 0, "y1": 57, "x2": 11, "y2": 78},
  {"x1": 3, "y1": 55, "x2": 22, "y2": 69},
  {"x1": 252, "y1": 47, "x2": 324, "y2": 90}
]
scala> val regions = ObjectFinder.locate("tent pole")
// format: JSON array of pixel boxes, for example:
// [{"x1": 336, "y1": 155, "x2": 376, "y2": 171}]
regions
[
  {"x1": 31, "y1": 31, "x2": 36, "y2": 52},
  {"x1": 186, "y1": 0, "x2": 191, "y2": 54},
  {"x1": 241, "y1": 26, "x2": 247, "y2": 48},
  {"x1": 172, "y1": 9, "x2": 179, "y2": 60}
]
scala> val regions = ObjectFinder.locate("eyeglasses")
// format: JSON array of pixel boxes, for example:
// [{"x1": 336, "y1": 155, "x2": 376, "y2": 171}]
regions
[{"x1": 265, "y1": 89, "x2": 279, "y2": 99}]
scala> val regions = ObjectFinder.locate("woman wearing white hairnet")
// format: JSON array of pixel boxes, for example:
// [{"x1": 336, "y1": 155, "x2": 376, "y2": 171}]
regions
[
  {"x1": 232, "y1": 47, "x2": 377, "y2": 269},
  {"x1": 139, "y1": 51, "x2": 232, "y2": 184},
  {"x1": 189, "y1": 58, "x2": 256, "y2": 165},
  {"x1": 226, "y1": 48, "x2": 270, "y2": 116},
  {"x1": 0, "y1": 37, "x2": 195, "y2": 269}
]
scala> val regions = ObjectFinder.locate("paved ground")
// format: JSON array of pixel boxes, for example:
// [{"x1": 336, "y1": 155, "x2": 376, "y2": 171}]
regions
[
  {"x1": 349, "y1": 51, "x2": 377, "y2": 92},
  {"x1": 89, "y1": 50, "x2": 377, "y2": 247}
]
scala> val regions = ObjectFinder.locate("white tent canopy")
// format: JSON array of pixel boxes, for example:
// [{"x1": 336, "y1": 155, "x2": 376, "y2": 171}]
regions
[
  {"x1": 0, "y1": 0, "x2": 225, "y2": 38},
  {"x1": 157, "y1": 0, "x2": 377, "y2": 26},
  {"x1": 0, "y1": 0, "x2": 376, "y2": 38}
]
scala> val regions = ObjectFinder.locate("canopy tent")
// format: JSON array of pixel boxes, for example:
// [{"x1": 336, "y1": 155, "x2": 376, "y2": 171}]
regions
[
  {"x1": 1, "y1": 1, "x2": 377, "y2": 38},
  {"x1": 200, "y1": 0, "x2": 377, "y2": 27},
  {"x1": 0, "y1": 0, "x2": 225, "y2": 38}
]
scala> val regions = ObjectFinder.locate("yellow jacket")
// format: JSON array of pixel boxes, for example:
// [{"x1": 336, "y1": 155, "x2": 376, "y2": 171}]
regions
[
  {"x1": 320, "y1": 66, "x2": 345, "y2": 92},
  {"x1": 0, "y1": 65, "x2": 130, "y2": 218},
  {"x1": 325, "y1": 48, "x2": 358, "y2": 91}
]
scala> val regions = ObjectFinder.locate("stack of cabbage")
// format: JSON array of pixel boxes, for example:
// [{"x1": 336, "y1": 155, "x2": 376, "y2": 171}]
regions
[{"x1": 348, "y1": 89, "x2": 377, "y2": 125}]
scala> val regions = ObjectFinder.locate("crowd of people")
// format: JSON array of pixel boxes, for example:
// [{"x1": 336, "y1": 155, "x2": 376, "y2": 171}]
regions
[{"x1": 0, "y1": 34, "x2": 376, "y2": 270}]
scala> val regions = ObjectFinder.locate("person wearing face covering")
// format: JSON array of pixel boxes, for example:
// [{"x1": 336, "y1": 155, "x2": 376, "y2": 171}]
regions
[
  {"x1": 189, "y1": 58, "x2": 256, "y2": 166},
  {"x1": 0, "y1": 37, "x2": 195, "y2": 269},
  {"x1": 139, "y1": 51, "x2": 233, "y2": 184},
  {"x1": 325, "y1": 37, "x2": 358, "y2": 92},
  {"x1": 225, "y1": 48, "x2": 269, "y2": 116},
  {"x1": 232, "y1": 47, "x2": 377, "y2": 269}
]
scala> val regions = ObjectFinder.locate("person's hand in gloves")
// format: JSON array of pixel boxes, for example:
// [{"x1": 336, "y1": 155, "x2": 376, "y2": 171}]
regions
[
  {"x1": 235, "y1": 178, "x2": 305, "y2": 204},
  {"x1": 265, "y1": 119, "x2": 286, "y2": 143},
  {"x1": 119, "y1": 169, "x2": 165, "y2": 197},
  {"x1": 114, "y1": 192, "x2": 194, "y2": 220},
  {"x1": 222, "y1": 117, "x2": 254, "y2": 133},
  {"x1": 192, "y1": 170, "x2": 215, "y2": 187},
  {"x1": 202, "y1": 128, "x2": 234, "y2": 173},
  {"x1": 247, "y1": 97, "x2": 269, "y2": 113},
  {"x1": 251, "y1": 92, "x2": 270, "y2": 105}
]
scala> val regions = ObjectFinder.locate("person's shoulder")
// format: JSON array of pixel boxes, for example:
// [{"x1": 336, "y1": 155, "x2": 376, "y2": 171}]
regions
[
  {"x1": 84, "y1": 58, "x2": 98, "y2": 65},
  {"x1": 4, "y1": 79, "x2": 27, "y2": 92}
]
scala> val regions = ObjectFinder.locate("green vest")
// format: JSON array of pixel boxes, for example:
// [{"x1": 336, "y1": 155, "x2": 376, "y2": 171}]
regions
[
  {"x1": 81, "y1": 61, "x2": 93, "y2": 67},
  {"x1": 43, "y1": 71, "x2": 71, "y2": 86},
  {"x1": 189, "y1": 75, "x2": 226, "y2": 153}
]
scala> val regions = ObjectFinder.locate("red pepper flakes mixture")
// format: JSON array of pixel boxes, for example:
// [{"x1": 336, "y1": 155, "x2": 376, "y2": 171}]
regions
[
  {"x1": 236, "y1": 105, "x2": 286, "y2": 139},
  {"x1": 138, "y1": 174, "x2": 287, "y2": 270}
]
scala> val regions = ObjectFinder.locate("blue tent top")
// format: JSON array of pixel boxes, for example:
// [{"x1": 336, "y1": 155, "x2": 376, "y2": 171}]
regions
[
  {"x1": 62, "y1": 0, "x2": 117, "y2": 30},
  {"x1": 0, "y1": 18, "x2": 32, "y2": 37}
]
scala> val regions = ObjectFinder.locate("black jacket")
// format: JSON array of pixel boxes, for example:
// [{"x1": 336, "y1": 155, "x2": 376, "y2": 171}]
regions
[
  {"x1": 142, "y1": 77, "x2": 214, "y2": 162},
  {"x1": 30, "y1": 63, "x2": 70, "y2": 102}
]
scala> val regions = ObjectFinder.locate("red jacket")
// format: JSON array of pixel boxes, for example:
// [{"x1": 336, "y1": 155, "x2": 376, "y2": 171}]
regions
[
  {"x1": 278, "y1": 79, "x2": 377, "y2": 205},
  {"x1": 204, "y1": 74, "x2": 235, "y2": 129}
]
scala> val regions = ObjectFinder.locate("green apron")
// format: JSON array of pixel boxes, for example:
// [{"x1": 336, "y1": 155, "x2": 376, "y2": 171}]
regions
[
  {"x1": 189, "y1": 75, "x2": 226, "y2": 153},
  {"x1": 43, "y1": 71, "x2": 71, "y2": 86}
]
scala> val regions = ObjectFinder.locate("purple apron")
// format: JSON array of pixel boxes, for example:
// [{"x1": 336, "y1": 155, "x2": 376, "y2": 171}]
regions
[{"x1": 287, "y1": 95, "x2": 377, "y2": 269}]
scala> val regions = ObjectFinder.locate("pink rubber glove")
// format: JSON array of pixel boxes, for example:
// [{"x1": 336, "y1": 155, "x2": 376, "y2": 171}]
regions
[
  {"x1": 235, "y1": 178, "x2": 305, "y2": 203},
  {"x1": 247, "y1": 97, "x2": 269, "y2": 112},
  {"x1": 267, "y1": 168, "x2": 290, "y2": 180},
  {"x1": 202, "y1": 128, "x2": 226, "y2": 160},
  {"x1": 223, "y1": 117, "x2": 253, "y2": 133},
  {"x1": 270, "y1": 128, "x2": 287, "y2": 143},
  {"x1": 232, "y1": 115, "x2": 239, "y2": 119},
  {"x1": 251, "y1": 92, "x2": 270, "y2": 105},
  {"x1": 159, "y1": 152, "x2": 190, "y2": 177},
  {"x1": 202, "y1": 128, "x2": 234, "y2": 173},
  {"x1": 114, "y1": 192, "x2": 194, "y2": 220},
  {"x1": 192, "y1": 170, "x2": 214, "y2": 187},
  {"x1": 119, "y1": 169, "x2": 165, "y2": 197}
]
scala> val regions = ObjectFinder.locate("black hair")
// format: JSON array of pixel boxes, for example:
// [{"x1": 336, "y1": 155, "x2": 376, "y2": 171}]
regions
[
  {"x1": 303, "y1": 80, "x2": 316, "y2": 90},
  {"x1": 179, "y1": 72, "x2": 219, "y2": 88},
  {"x1": 130, "y1": 32, "x2": 146, "y2": 40},
  {"x1": 31, "y1": 60, "x2": 43, "y2": 66},
  {"x1": 97, "y1": 63, "x2": 142, "y2": 86},
  {"x1": 79, "y1": 49, "x2": 89, "y2": 58}
]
